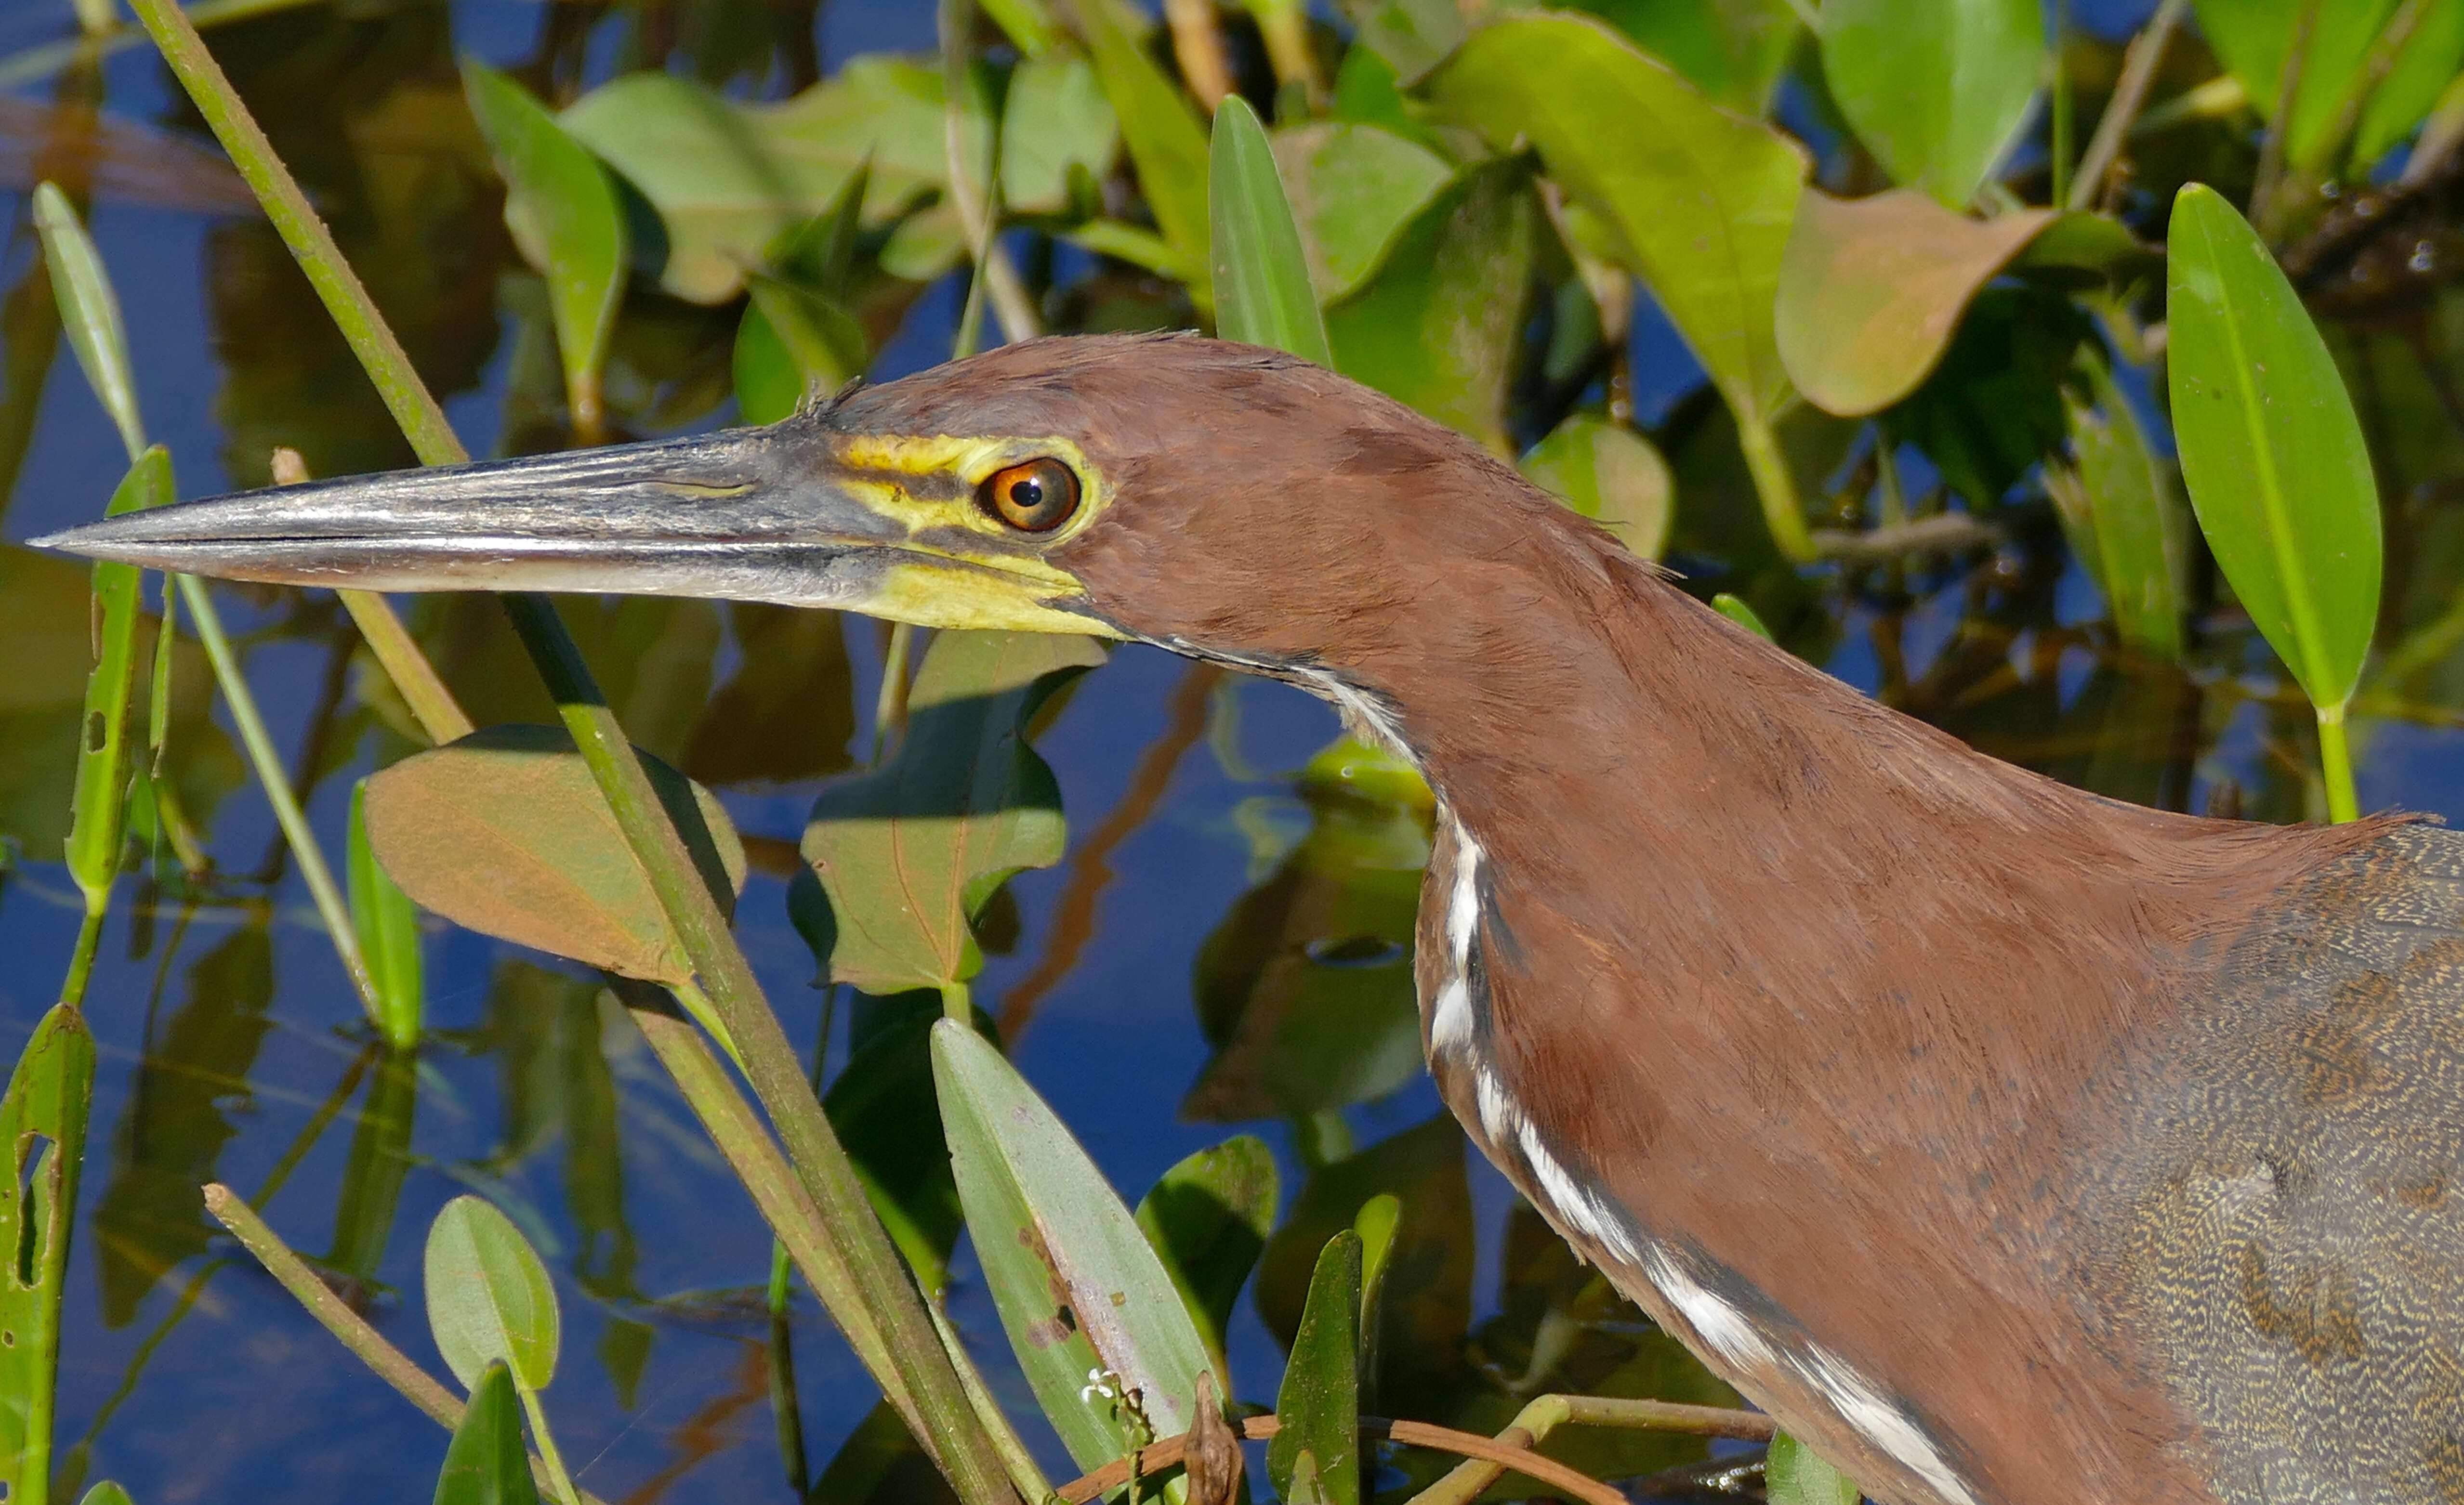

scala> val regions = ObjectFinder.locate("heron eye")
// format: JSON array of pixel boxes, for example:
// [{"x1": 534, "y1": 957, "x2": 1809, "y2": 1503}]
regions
[{"x1": 977, "y1": 458, "x2": 1080, "y2": 533}]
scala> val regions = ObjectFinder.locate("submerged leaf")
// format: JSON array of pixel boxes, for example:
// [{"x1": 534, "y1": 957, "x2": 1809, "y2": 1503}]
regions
[
  {"x1": 363, "y1": 725, "x2": 746, "y2": 985},
  {"x1": 424, "y1": 1194, "x2": 562, "y2": 1393},
  {"x1": 1816, "y1": 0, "x2": 2042, "y2": 208},
  {"x1": 1776, "y1": 188, "x2": 2055, "y2": 417}
]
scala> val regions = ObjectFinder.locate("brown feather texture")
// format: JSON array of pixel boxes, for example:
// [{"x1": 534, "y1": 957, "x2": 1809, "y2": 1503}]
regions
[{"x1": 843, "y1": 335, "x2": 2455, "y2": 1505}]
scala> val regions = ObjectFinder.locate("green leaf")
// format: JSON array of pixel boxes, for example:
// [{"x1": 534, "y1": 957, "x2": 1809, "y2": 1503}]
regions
[
  {"x1": 2165, "y1": 183, "x2": 2380, "y2": 713},
  {"x1": 797, "y1": 631, "x2": 1102, "y2": 993},
  {"x1": 1270, "y1": 122, "x2": 1452, "y2": 302},
  {"x1": 1351, "y1": 0, "x2": 1465, "y2": 82},
  {"x1": 431, "y1": 1362, "x2": 541, "y2": 1505},
  {"x1": 1712, "y1": 592, "x2": 1774, "y2": 640},
  {"x1": 1564, "y1": 0, "x2": 1801, "y2": 110},
  {"x1": 31, "y1": 182, "x2": 143, "y2": 460},
  {"x1": 1766, "y1": 1431, "x2": 1861, "y2": 1505},
  {"x1": 1776, "y1": 188, "x2": 2057, "y2": 417},
  {"x1": 1135, "y1": 1136, "x2": 1278, "y2": 1381},
  {"x1": 1519, "y1": 413, "x2": 1674, "y2": 560},
  {"x1": 826, "y1": 996, "x2": 965, "y2": 1296},
  {"x1": 1001, "y1": 49, "x2": 1120, "y2": 215},
  {"x1": 1267, "y1": 1231, "x2": 1361, "y2": 1505},
  {"x1": 0, "y1": 1004, "x2": 97, "y2": 1505},
  {"x1": 746, "y1": 275, "x2": 867, "y2": 403},
  {"x1": 1071, "y1": 0, "x2": 1213, "y2": 301},
  {"x1": 425, "y1": 1194, "x2": 562, "y2": 1393},
  {"x1": 1326, "y1": 158, "x2": 1537, "y2": 455},
  {"x1": 1210, "y1": 96, "x2": 1333, "y2": 364},
  {"x1": 1816, "y1": 0, "x2": 2043, "y2": 208},
  {"x1": 79, "y1": 1485, "x2": 137, "y2": 1505},
  {"x1": 461, "y1": 63, "x2": 628, "y2": 435},
  {"x1": 930, "y1": 1018, "x2": 1216, "y2": 1471},
  {"x1": 348, "y1": 778, "x2": 425, "y2": 1049},
  {"x1": 2045, "y1": 358, "x2": 2189, "y2": 662},
  {"x1": 363, "y1": 725, "x2": 747, "y2": 987},
  {"x1": 1351, "y1": 1191, "x2": 1400, "y2": 1400},
  {"x1": 64, "y1": 446, "x2": 172, "y2": 909},
  {"x1": 2194, "y1": 0, "x2": 2464, "y2": 173}
]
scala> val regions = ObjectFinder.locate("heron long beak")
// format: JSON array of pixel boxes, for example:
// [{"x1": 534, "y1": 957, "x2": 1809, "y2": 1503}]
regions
[{"x1": 28, "y1": 426, "x2": 1113, "y2": 635}]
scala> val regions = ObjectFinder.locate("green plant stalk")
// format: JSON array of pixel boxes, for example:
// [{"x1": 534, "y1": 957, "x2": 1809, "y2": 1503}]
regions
[
  {"x1": 176, "y1": 573, "x2": 384, "y2": 1011},
  {"x1": 129, "y1": 6, "x2": 1023, "y2": 1496},
  {"x1": 2251, "y1": 0, "x2": 2324, "y2": 237},
  {"x1": 2317, "y1": 702, "x2": 2360, "y2": 822},
  {"x1": 202, "y1": 1186, "x2": 609, "y2": 1505},
  {"x1": 2309, "y1": 0, "x2": 2431, "y2": 180},
  {"x1": 940, "y1": 0, "x2": 1041, "y2": 346},
  {"x1": 512, "y1": 1385, "x2": 584, "y2": 1505},
  {"x1": 940, "y1": 980, "x2": 973, "y2": 1024},
  {"x1": 1734, "y1": 411, "x2": 1816, "y2": 563}
]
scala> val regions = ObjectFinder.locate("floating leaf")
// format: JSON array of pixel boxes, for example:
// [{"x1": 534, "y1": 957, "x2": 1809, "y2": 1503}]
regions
[
  {"x1": 425, "y1": 1194, "x2": 562, "y2": 1393},
  {"x1": 1816, "y1": 0, "x2": 2042, "y2": 208},
  {"x1": 1776, "y1": 188, "x2": 2055, "y2": 417},
  {"x1": 64, "y1": 446, "x2": 172, "y2": 909},
  {"x1": 1210, "y1": 96, "x2": 1332, "y2": 364},
  {"x1": 1072, "y1": 0, "x2": 1212, "y2": 300},
  {"x1": 1135, "y1": 1136, "x2": 1278, "y2": 1381},
  {"x1": 1766, "y1": 1431, "x2": 1861, "y2": 1505},
  {"x1": 1520, "y1": 413, "x2": 1674, "y2": 560},
  {"x1": 363, "y1": 725, "x2": 746, "y2": 986},
  {"x1": 2195, "y1": 0, "x2": 2464, "y2": 173},
  {"x1": 348, "y1": 779, "x2": 425, "y2": 1048},
  {"x1": 1327, "y1": 158, "x2": 1537, "y2": 455},
  {"x1": 1267, "y1": 1231, "x2": 1362, "y2": 1505},
  {"x1": 2166, "y1": 183, "x2": 2379, "y2": 714},
  {"x1": 0, "y1": 1003, "x2": 96, "y2": 1505},
  {"x1": 31, "y1": 181, "x2": 142, "y2": 459},
  {"x1": 797, "y1": 630, "x2": 1102, "y2": 993},
  {"x1": 2046, "y1": 358, "x2": 2188, "y2": 661},
  {"x1": 931, "y1": 1019, "x2": 1215, "y2": 1470},
  {"x1": 1271, "y1": 122, "x2": 1451, "y2": 301},
  {"x1": 1001, "y1": 49, "x2": 1120, "y2": 215},
  {"x1": 462, "y1": 63, "x2": 627, "y2": 434},
  {"x1": 431, "y1": 1362, "x2": 540, "y2": 1505}
]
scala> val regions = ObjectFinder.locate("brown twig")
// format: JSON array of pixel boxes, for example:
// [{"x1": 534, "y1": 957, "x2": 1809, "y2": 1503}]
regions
[
  {"x1": 2068, "y1": 0, "x2": 2186, "y2": 212},
  {"x1": 1162, "y1": 0, "x2": 1234, "y2": 111}
]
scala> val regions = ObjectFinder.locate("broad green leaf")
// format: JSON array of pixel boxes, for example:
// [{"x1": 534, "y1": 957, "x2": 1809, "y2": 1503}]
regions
[
  {"x1": 1817, "y1": 0, "x2": 2042, "y2": 209},
  {"x1": 1712, "y1": 592, "x2": 1774, "y2": 639},
  {"x1": 2194, "y1": 0, "x2": 2464, "y2": 173},
  {"x1": 432, "y1": 1362, "x2": 540, "y2": 1505},
  {"x1": 1519, "y1": 413, "x2": 1674, "y2": 560},
  {"x1": 1767, "y1": 1432, "x2": 1861, "y2": 1505},
  {"x1": 0, "y1": 1004, "x2": 97, "y2": 1505},
  {"x1": 1326, "y1": 158, "x2": 1537, "y2": 455},
  {"x1": 1271, "y1": 122, "x2": 1451, "y2": 301},
  {"x1": 1565, "y1": 0, "x2": 1800, "y2": 109},
  {"x1": 1071, "y1": 0, "x2": 1212, "y2": 301},
  {"x1": 1777, "y1": 189, "x2": 2056, "y2": 416},
  {"x1": 363, "y1": 725, "x2": 746, "y2": 986},
  {"x1": 2166, "y1": 183, "x2": 2379, "y2": 712},
  {"x1": 797, "y1": 631, "x2": 1102, "y2": 993},
  {"x1": 349, "y1": 779, "x2": 426, "y2": 1049},
  {"x1": 2045, "y1": 358, "x2": 2188, "y2": 661},
  {"x1": 1001, "y1": 49, "x2": 1119, "y2": 215},
  {"x1": 930, "y1": 1019, "x2": 1216, "y2": 1470},
  {"x1": 65, "y1": 446, "x2": 172, "y2": 908},
  {"x1": 560, "y1": 63, "x2": 948, "y2": 303},
  {"x1": 1427, "y1": 14, "x2": 1808, "y2": 443},
  {"x1": 79, "y1": 1486, "x2": 136, "y2": 1505},
  {"x1": 1135, "y1": 1136, "x2": 1279, "y2": 1381},
  {"x1": 1210, "y1": 96, "x2": 1332, "y2": 364},
  {"x1": 425, "y1": 1194, "x2": 562, "y2": 1393},
  {"x1": 461, "y1": 63, "x2": 627, "y2": 434},
  {"x1": 1267, "y1": 1231, "x2": 1361, "y2": 1505},
  {"x1": 31, "y1": 182, "x2": 142, "y2": 460},
  {"x1": 747, "y1": 275, "x2": 867, "y2": 397}
]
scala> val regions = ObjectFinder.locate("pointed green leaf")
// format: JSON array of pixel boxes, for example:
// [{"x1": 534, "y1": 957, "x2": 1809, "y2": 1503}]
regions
[
  {"x1": 1267, "y1": 1231, "x2": 1361, "y2": 1505},
  {"x1": 1570, "y1": 0, "x2": 1801, "y2": 110},
  {"x1": 1712, "y1": 592, "x2": 1774, "y2": 640},
  {"x1": 425, "y1": 1195, "x2": 562, "y2": 1393},
  {"x1": 431, "y1": 1362, "x2": 540, "y2": 1505},
  {"x1": 1210, "y1": 95, "x2": 1332, "y2": 364},
  {"x1": 1816, "y1": 0, "x2": 2043, "y2": 208},
  {"x1": 1270, "y1": 122, "x2": 1451, "y2": 302},
  {"x1": 1777, "y1": 188, "x2": 2056, "y2": 416},
  {"x1": 363, "y1": 725, "x2": 745, "y2": 986},
  {"x1": 1135, "y1": 1136, "x2": 1278, "y2": 1381},
  {"x1": 798, "y1": 631, "x2": 1103, "y2": 993},
  {"x1": 1766, "y1": 1431, "x2": 1861, "y2": 1505},
  {"x1": 0, "y1": 1004, "x2": 96, "y2": 1505},
  {"x1": 1001, "y1": 49, "x2": 1120, "y2": 215},
  {"x1": 1071, "y1": 0, "x2": 1212, "y2": 301},
  {"x1": 1520, "y1": 413, "x2": 1673, "y2": 560},
  {"x1": 2165, "y1": 183, "x2": 2379, "y2": 712},
  {"x1": 65, "y1": 446, "x2": 172, "y2": 908},
  {"x1": 931, "y1": 1019, "x2": 1216, "y2": 1471},
  {"x1": 462, "y1": 62, "x2": 627, "y2": 431},
  {"x1": 349, "y1": 779, "x2": 425, "y2": 1049},
  {"x1": 79, "y1": 1485, "x2": 136, "y2": 1505},
  {"x1": 2046, "y1": 358, "x2": 2188, "y2": 661},
  {"x1": 31, "y1": 182, "x2": 143, "y2": 460}
]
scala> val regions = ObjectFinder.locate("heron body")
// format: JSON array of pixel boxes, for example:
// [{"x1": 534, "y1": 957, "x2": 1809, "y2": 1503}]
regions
[{"x1": 38, "y1": 334, "x2": 2464, "y2": 1505}]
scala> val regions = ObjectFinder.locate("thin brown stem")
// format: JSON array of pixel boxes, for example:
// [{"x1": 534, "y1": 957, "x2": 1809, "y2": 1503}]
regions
[{"x1": 2069, "y1": 0, "x2": 2187, "y2": 211}]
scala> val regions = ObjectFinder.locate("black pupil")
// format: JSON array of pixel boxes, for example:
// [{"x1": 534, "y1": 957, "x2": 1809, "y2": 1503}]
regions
[{"x1": 1009, "y1": 477, "x2": 1044, "y2": 511}]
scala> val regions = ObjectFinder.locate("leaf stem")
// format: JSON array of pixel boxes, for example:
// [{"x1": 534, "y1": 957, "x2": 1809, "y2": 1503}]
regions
[
  {"x1": 2069, "y1": 0, "x2": 2187, "y2": 211},
  {"x1": 1735, "y1": 410, "x2": 1816, "y2": 563},
  {"x1": 2317, "y1": 702, "x2": 2360, "y2": 822},
  {"x1": 514, "y1": 1384, "x2": 586, "y2": 1505}
]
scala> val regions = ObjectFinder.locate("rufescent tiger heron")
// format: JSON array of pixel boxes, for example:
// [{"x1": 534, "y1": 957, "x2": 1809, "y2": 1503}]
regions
[{"x1": 34, "y1": 333, "x2": 2464, "y2": 1505}]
